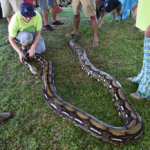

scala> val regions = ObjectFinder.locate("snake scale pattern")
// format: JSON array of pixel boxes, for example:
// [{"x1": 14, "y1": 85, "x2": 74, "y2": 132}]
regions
[{"x1": 23, "y1": 35, "x2": 143, "y2": 145}]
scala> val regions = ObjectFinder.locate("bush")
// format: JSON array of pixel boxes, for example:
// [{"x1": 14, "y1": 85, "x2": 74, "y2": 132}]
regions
[{"x1": 60, "y1": 0, "x2": 72, "y2": 7}]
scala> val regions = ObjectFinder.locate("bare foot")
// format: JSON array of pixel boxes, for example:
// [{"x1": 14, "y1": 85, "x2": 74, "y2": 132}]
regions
[
  {"x1": 130, "y1": 93, "x2": 142, "y2": 99},
  {"x1": 92, "y1": 40, "x2": 99, "y2": 46},
  {"x1": 132, "y1": 24, "x2": 136, "y2": 28},
  {"x1": 127, "y1": 77, "x2": 132, "y2": 81},
  {"x1": 139, "y1": 29, "x2": 144, "y2": 32}
]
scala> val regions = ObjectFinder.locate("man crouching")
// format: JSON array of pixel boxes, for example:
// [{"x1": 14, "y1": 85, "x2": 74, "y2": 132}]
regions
[{"x1": 9, "y1": 2, "x2": 45, "y2": 63}]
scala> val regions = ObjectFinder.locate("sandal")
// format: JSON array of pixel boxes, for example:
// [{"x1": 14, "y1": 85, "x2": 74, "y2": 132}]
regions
[
  {"x1": 92, "y1": 40, "x2": 99, "y2": 46},
  {"x1": 86, "y1": 20, "x2": 91, "y2": 24},
  {"x1": 65, "y1": 32, "x2": 79, "y2": 37}
]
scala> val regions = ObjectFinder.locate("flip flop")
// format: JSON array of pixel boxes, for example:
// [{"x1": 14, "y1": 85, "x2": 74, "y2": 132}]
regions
[
  {"x1": 92, "y1": 40, "x2": 99, "y2": 46},
  {"x1": 65, "y1": 33, "x2": 79, "y2": 37}
]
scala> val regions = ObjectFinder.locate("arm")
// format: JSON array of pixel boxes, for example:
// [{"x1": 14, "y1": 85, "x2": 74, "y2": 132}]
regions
[
  {"x1": 145, "y1": 25, "x2": 150, "y2": 38},
  {"x1": 27, "y1": 30, "x2": 41, "y2": 58},
  {"x1": 9, "y1": 35, "x2": 26, "y2": 63}
]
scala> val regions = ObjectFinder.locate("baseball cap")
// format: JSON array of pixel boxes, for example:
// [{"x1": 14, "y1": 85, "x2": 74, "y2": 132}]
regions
[{"x1": 20, "y1": 2, "x2": 36, "y2": 18}]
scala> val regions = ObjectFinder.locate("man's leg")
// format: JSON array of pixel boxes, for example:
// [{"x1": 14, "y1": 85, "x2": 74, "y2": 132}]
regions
[
  {"x1": 90, "y1": 15, "x2": 98, "y2": 44},
  {"x1": 42, "y1": 10, "x2": 49, "y2": 25},
  {"x1": 48, "y1": 0, "x2": 64, "y2": 26},
  {"x1": 7, "y1": 15, "x2": 12, "y2": 23},
  {"x1": 66, "y1": 14, "x2": 80, "y2": 36},
  {"x1": 22, "y1": 40, "x2": 33, "y2": 52},
  {"x1": 38, "y1": 0, "x2": 54, "y2": 31},
  {"x1": 73, "y1": 14, "x2": 80, "y2": 34},
  {"x1": 50, "y1": 6, "x2": 56, "y2": 22},
  {"x1": 15, "y1": 31, "x2": 34, "y2": 55},
  {"x1": 1, "y1": 0, "x2": 12, "y2": 23}
]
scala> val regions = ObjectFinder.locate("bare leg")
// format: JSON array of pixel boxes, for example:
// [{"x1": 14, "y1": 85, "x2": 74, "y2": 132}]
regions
[
  {"x1": 50, "y1": 6, "x2": 56, "y2": 22},
  {"x1": 22, "y1": 40, "x2": 33, "y2": 50},
  {"x1": 73, "y1": 14, "x2": 80, "y2": 34},
  {"x1": 42, "y1": 10, "x2": 49, "y2": 25},
  {"x1": 130, "y1": 93, "x2": 142, "y2": 99},
  {"x1": 66, "y1": 14, "x2": 80, "y2": 36},
  {"x1": 7, "y1": 15, "x2": 12, "y2": 23},
  {"x1": 90, "y1": 15, "x2": 98, "y2": 42}
]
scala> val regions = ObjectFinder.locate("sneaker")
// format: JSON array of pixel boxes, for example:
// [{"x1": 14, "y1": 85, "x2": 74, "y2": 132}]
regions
[
  {"x1": 0, "y1": 112, "x2": 13, "y2": 124},
  {"x1": 43, "y1": 25, "x2": 54, "y2": 31},
  {"x1": 22, "y1": 49, "x2": 28, "y2": 55},
  {"x1": 52, "y1": 21, "x2": 64, "y2": 26}
]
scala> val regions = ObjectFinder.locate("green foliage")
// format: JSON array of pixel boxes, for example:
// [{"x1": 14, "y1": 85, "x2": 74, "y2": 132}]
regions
[
  {"x1": 60, "y1": 0, "x2": 71, "y2": 7},
  {"x1": 0, "y1": 8, "x2": 149, "y2": 149}
]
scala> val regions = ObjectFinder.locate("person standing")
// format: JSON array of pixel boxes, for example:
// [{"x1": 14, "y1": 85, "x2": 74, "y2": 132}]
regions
[
  {"x1": 1, "y1": 0, "x2": 23, "y2": 23},
  {"x1": 38, "y1": 0, "x2": 64, "y2": 31},
  {"x1": 127, "y1": 0, "x2": 150, "y2": 99},
  {"x1": 66, "y1": 0, "x2": 99, "y2": 46}
]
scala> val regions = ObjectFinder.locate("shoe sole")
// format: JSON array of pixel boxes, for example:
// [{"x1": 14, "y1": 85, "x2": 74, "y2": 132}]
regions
[
  {"x1": 42, "y1": 27, "x2": 54, "y2": 31},
  {"x1": 52, "y1": 24, "x2": 66, "y2": 27}
]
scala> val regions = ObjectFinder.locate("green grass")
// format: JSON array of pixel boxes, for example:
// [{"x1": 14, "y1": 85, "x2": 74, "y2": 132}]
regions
[{"x1": 0, "y1": 8, "x2": 150, "y2": 149}]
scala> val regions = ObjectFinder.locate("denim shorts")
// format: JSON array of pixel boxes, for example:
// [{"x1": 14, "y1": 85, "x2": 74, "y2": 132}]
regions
[
  {"x1": 38, "y1": 0, "x2": 57, "y2": 10},
  {"x1": 15, "y1": 31, "x2": 46, "y2": 54}
]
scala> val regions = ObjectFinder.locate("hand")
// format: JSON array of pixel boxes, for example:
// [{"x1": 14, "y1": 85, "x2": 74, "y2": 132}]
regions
[
  {"x1": 19, "y1": 53, "x2": 26, "y2": 63},
  {"x1": 145, "y1": 25, "x2": 150, "y2": 38},
  {"x1": 68, "y1": 0, "x2": 72, "y2": 3},
  {"x1": 27, "y1": 48, "x2": 35, "y2": 58}
]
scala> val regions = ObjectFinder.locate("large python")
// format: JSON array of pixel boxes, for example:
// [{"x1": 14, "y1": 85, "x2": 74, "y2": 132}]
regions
[{"x1": 22, "y1": 35, "x2": 143, "y2": 145}]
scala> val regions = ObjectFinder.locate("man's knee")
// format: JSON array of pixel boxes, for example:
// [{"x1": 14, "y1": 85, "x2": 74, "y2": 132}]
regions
[
  {"x1": 22, "y1": 40, "x2": 33, "y2": 47},
  {"x1": 17, "y1": 31, "x2": 34, "y2": 45},
  {"x1": 35, "y1": 44, "x2": 46, "y2": 54}
]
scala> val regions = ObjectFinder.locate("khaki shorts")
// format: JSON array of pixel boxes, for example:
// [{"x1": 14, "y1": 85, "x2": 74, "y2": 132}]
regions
[
  {"x1": 72, "y1": 0, "x2": 96, "y2": 17},
  {"x1": 1, "y1": 0, "x2": 23, "y2": 17}
]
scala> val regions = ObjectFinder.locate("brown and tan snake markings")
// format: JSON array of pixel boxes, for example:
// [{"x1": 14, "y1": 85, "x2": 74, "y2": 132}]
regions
[{"x1": 22, "y1": 35, "x2": 143, "y2": 145}]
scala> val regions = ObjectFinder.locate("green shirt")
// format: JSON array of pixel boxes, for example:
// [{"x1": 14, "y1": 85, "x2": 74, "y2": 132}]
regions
[
  {"x1": 9, "y1": 11, "x2": 42, "y2": 37},
  {"x1": 136, "y1": 0, "x2": 150, "y2": 31}
]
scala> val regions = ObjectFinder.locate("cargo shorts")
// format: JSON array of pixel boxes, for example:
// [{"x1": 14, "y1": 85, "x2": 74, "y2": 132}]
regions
[
  {"x1": 1, "y1": 0, "x2": 23, "y2": 17},
  {"x1": 72, "y1": 0, "x2": 96, "y2": 17}
]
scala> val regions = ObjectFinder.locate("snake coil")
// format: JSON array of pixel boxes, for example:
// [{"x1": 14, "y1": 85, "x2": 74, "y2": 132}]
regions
[{"x1": 23, "y1": 35, "x2": 143, "y2": 145}]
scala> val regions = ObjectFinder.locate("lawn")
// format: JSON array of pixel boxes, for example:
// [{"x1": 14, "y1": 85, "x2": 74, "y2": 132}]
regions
[{"x1": 0, "y1": 7, "x2": 150, "y2": 150}]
